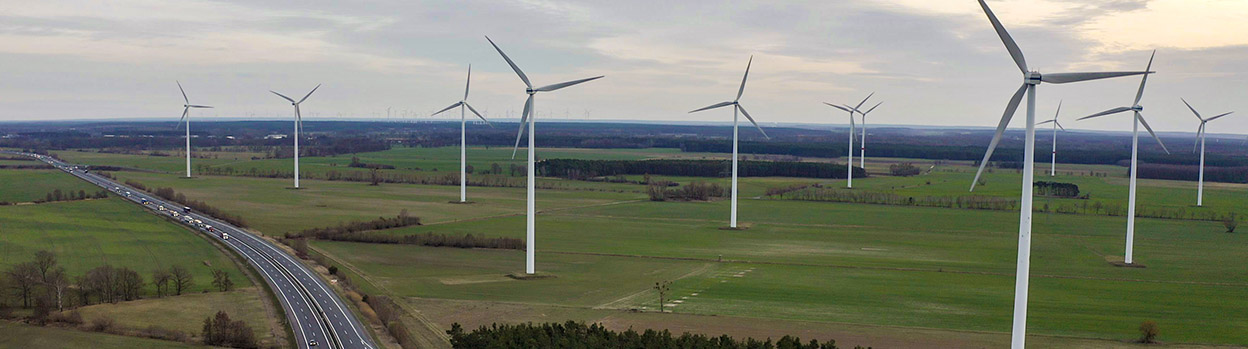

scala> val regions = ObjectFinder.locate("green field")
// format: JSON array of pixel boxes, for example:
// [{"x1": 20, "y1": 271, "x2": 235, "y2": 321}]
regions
[
  {"x1": 0, "y1": 198, "x2": 253, "y2": 294},
  {"x1": 0, "y1": 169, "x2": 102, "y2": 203},
  {"x1": 74, "y1": 287, "x2": 278, "y2": 344},
  {"x1": 0, "y1": 321, "x2": 202, "y2": 349},
  {"x1": 58, "y1": 146, "x2": 1248, "y2": 346}
]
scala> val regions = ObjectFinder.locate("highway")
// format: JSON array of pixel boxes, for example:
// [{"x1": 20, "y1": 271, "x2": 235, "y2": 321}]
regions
[{"x1": 10, "y1": 151, "x2": 376, "y2": 349}]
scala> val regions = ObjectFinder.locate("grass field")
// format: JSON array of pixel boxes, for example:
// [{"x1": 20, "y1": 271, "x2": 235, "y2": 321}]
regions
[
  {"x1": 0, "y1": 169, "x2": 102, "y2": 203},
  {"x1": 0, "y1": 321, "x2": 201, "y2": 349},
  {"x1": 0, "y1": 198, "x2": 253, "y2": 294},
  {"x1": 74, "y1": 287, "x2": 278, "y2": 344},
  {"x1": 56, "y1": 146, "x2": 1248, "y2": 346}
]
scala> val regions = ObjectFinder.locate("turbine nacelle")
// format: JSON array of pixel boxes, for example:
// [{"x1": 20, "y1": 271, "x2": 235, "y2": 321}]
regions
[{"x1": 1025, "y1": 72, "x2": 1042, "y2": 85}]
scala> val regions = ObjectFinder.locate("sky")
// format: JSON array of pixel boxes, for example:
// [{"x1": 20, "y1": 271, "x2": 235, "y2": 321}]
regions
[{"x1": 1, "y1": 0, "x2": 1246, "y2": 135}]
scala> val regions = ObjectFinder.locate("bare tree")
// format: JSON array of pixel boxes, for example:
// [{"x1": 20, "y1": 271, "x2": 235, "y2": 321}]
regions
[
  {"x1": 152, "y1": 269, "x2": 171, "y2": 298},
  {"x1": 84, "y1": 265, "x2": 118, "y2": 303},
  {"x1": 42, "y1": 268, "x2": 70, "y2": 311},
  {"x1": 211, "y1": 269, "x2": 234, "y2": 292},
  {"x1": 170, "y1": 265, "x2": 193, "y2": 296},
  {"x1": 653, "y1": 280, "x2": 671, "y2": 313},
  {"x1": 5, "y1": 262, "x2": 39, "y2": 308},
  {"x1": 33, "y1": 250, "x2": 57, "y2": 282},
  {"x1": 116, "y1": 267, "x2": 144, "y2": 301}
]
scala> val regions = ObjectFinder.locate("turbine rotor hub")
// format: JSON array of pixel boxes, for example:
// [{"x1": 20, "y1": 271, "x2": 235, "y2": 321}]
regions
[
  {"x1": 1024, "y1": 71, "x2": 1042, "y2": 85},
  {"x1": 1132, "y1": 105, "x2": 1143, "y2": 111},
  {"x1": 526, "y1": 89, "x2": 536, "y2": 95}
]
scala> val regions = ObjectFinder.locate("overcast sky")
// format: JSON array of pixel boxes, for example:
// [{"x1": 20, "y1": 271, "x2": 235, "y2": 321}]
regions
[{"x1": 1, "y1": 0, "x2": 1245, "y2": 134}]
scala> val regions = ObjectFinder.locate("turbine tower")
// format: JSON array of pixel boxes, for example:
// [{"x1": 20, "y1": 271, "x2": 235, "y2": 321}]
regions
[
  {"x1": 824, "y1": 93, "x2": 873, "y2": 188},
  {"x1": 1035, "y1": 101, "x2": 1065, "y2": 176},
  {"x1": 856, "y1": 101, "x2": 883, "y2": 169},
  {"x1": 432, "y1": 65, "x2": 493, "y2": 203},
  {"x1": 174, "y1": 81, "x2": 212, "y2": 178},
  {"x1": 487, "y1": 36, "x2": 603, "y2": 275},
  {"x1": 971, "y1": 1, "x2": 1151, "y2": 348},
  {"x1": 690, "y1": 56, "x2": 769, "y2": 229},
  {"x1": 1180, "y1": 99, "x2": 1231, "y2": 207},
  {"x1": 270, "y1": 84, "x2": 321, "y2": 189},
  {"x1": 1078, "y1": 51, "x2": 1167, "y2": 266}
]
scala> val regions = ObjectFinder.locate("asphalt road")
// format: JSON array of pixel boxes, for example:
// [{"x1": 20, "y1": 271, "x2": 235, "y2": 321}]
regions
[{"x1": 11, "y1": 152, "x2": 376, "y2": 349}]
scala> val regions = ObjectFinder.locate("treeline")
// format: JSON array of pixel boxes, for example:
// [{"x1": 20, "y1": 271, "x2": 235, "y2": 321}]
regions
[
  {"x1": 647, "y1": 181, "x2": 725, "y2": 201},
  {"x1": 447, "y1": 321, "x2": 861, "y2": 349},
  {"x1": 287, "y1": 211, "x2": 523, "y2": 250},
  {"x1": 2, "y1": 250, "x2": 196, "y2": 313},
  {"x1": 202, "y1": 311, "x2": 257, "y2": 348},
  {"x1": 194, "y1": 166, "x2": 636, "y2": 194},
  {"x1": 288, "y1": 211, "x2": 423, "y2": 239},
  {"x1": 348, "y1": 156, "x2": 395, "y2": 169},
  {"x1": 1137, "y1": 164, "x2": 1248, "y2": 184},
  {"x1": 771, "y1": 187, "x2": 1237, "y2": 222},
  {"x1": 35, "y1": 189, "x2": 110, "y2": 204},
  {"x1": 679, "y1": 139, "x2": 1248, "y2": 167},
  {"x1": 0, "y1": 164, "x2": 53, "y2": 170},
  {"x1": 1034, "y1": 181, "x2": 1081, "y2": 198},
  {"x1": 539, "y1": 159, "x2": 865, "y2": 179},
  {"x1": 152, "y1": 187, "x2": 249, "y2": 227}
]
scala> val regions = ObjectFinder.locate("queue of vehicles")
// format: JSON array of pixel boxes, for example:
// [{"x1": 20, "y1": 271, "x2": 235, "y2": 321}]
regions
[{"x1": 106, "y1": 185, "x2": 225, "y2": 239}]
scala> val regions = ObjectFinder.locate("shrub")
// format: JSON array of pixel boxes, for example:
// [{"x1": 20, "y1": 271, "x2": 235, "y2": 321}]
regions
[
  {"x1": 889, "y1": 162, "x2": 921, "y2": 176},
  {"x1": 88, "y1": 316, "x2": 116, "y2": 332},
  {"x1": 448, "y1": 321, "x2": 855, "y2": 349},
  {"x1": 1139, "y1": 321, "x2": 1159, "y2": 343},
  {"x1": 1224, "y1": 213, "x2": 1238, "y2": 233}
]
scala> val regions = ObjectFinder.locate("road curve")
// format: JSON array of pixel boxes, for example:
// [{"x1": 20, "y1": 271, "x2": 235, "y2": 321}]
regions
[{"x1": 10, "y1": 151, "x2": 376, "y2": 349}]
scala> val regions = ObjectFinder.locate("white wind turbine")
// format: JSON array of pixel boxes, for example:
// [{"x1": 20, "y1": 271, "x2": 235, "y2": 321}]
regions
[
  {"x1": 1035, "y1": 101, "x2": 1065, "y2": 176},
  {"x1": 1181, "y1": 98, "x2": 1232, "y2": 207},
  {"x1": 487, "y1": 36, "x2": 603, "y2": 275},
  {"x1": 270, "y1": 85, "x2": 321, "y2": 189},
  {"x1": 971, "y1": 1, "x2": 1151, "y2": 347},
  {"x1": 432, "y1": 65, "x2": 493, "y2": 203},
  {"x1": 856, "y1": 101, "x2": 883, "y2": 169},
  {"x1": 1077, "y1": 51, "x2": 1167, "y2": 266},
  {"x1": 174, "y1": 81, "x2": 212, "y2": 178},
  {"x1": 824, "y1": 93, "x2": 873, "y2": 188},
  {"x1": 690, "y1": 56, "x2": 769, "y2": 229}
]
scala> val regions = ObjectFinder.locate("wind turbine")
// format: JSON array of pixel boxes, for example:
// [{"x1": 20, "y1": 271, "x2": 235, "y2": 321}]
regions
[
  {"x1": 487, "y1": 36, "x2": 603, "y2": 275},
  {"x1": 856, "y1": 101, "x2": 883, "y2": 169},
  {"x1": 174, "y1": 81, "x2": 212, "y2": 178},
  {"x1": 971, "y1": 1, "x2": 1151, "y2": 348},
  {"x1": 1181, "y1": 98, "x2": 1232, "y2": 207},
  {"x1": 1078, "y1": 51, "x2": 1167, "y2": 266},
  {"x1": 690, "y1": 56, "x2": 769, "y2": 229},
  {"x1": 823, "y1": 93, "x2": 873, "y2": 188},
  {"x1": 1035, "y1": 101, "x2": 1065, "y2": 176},
  {"x1": 270, "y1": 84, "x2": 321, "y2": 189},
  {"x1": 432, "y1": 65, "x2": 493, "y2": 203}
]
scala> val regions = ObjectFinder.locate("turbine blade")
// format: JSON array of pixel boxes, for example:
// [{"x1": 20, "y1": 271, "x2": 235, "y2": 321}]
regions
[
  {"x1": 970, "y1": 83, "x2": 1027, "y2": 191},
  {"x1": 736, "y1": 104, "x2": 769, "y2": 139},
  {"x1": 298, "y1": 84, "x2": 321, "y2": 104},
  {"x1": 1055, "y1": 120, "x2": 1065, "y2": 131},
  {"x1": 1181, "y1": 98, "x2": 1202, "y2": 120},
  {"x1": 690, "y1": 101, "x2": 735, "y2": 113},
  {"x1": 854, "y1": 92, "x2": 875, "y2": 111},
  {"x1": 1136, "y1": 112, "x2": 1168, "y2": 154},
  {"x1": 464, "y1": 102, "x2": 492, "y2": 127},
  {"x1": 432, "y1": 101, "x2": 463, "y2": 116},
  {"x1": 177, "y1": 81, "x2": 189, "y2": 104},
  {"x1": 174, "y1": 107, "x2": 188, "y2": 130},
  {"x1": 736, "y1": 56, "x2": 752, "y2": 101},
  {"x1": 464, "y1": 64, "x2": 472, "y2": 101},
  {"x1": 512, "y1": 95, "x2": 533, "y2": 159},
  {"x1": 1036, "y1": 120, "x2": 1055, "y2": 125},
  {"x1": 1194, "y1": 123, "x2": 1204, "y2": 153},
  {"x1": 485, "y1": 36, "x2": 532, "y2": 89},
  {"x1": 1134, "y1": 51, "x2": 1155, "y2": 106},
  {"x1": 978, "y1": 0, "x2": 1027, "y2": 74},
  {"x1": 1205, "y1": 111, "x2": 1233, "y2": 122},
  {"x1": 863, "y1": 101, "x2": 883, "y2": 116},
  {"x1": 270, "y1": 91, "x2": 295, "y2": 103},
  {"x1": 534, "y1": 76, "x2": 604, "y2": 92},
  {"x1": 1041, "y1": 71, "x2": 1149, "y2": 84},
  {"x1": 1077, "y1": 106, "x2": 1133, "y2": 121},
  {"x1": 1054, "y1": 100, "x2": 1062, "y2": 119},
  {"x1": 823, "y1": 103, "x2": 851, "y2": 113},
  {"x1": 188, "y1": 105, "x2": 213, "y2": 108}
]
